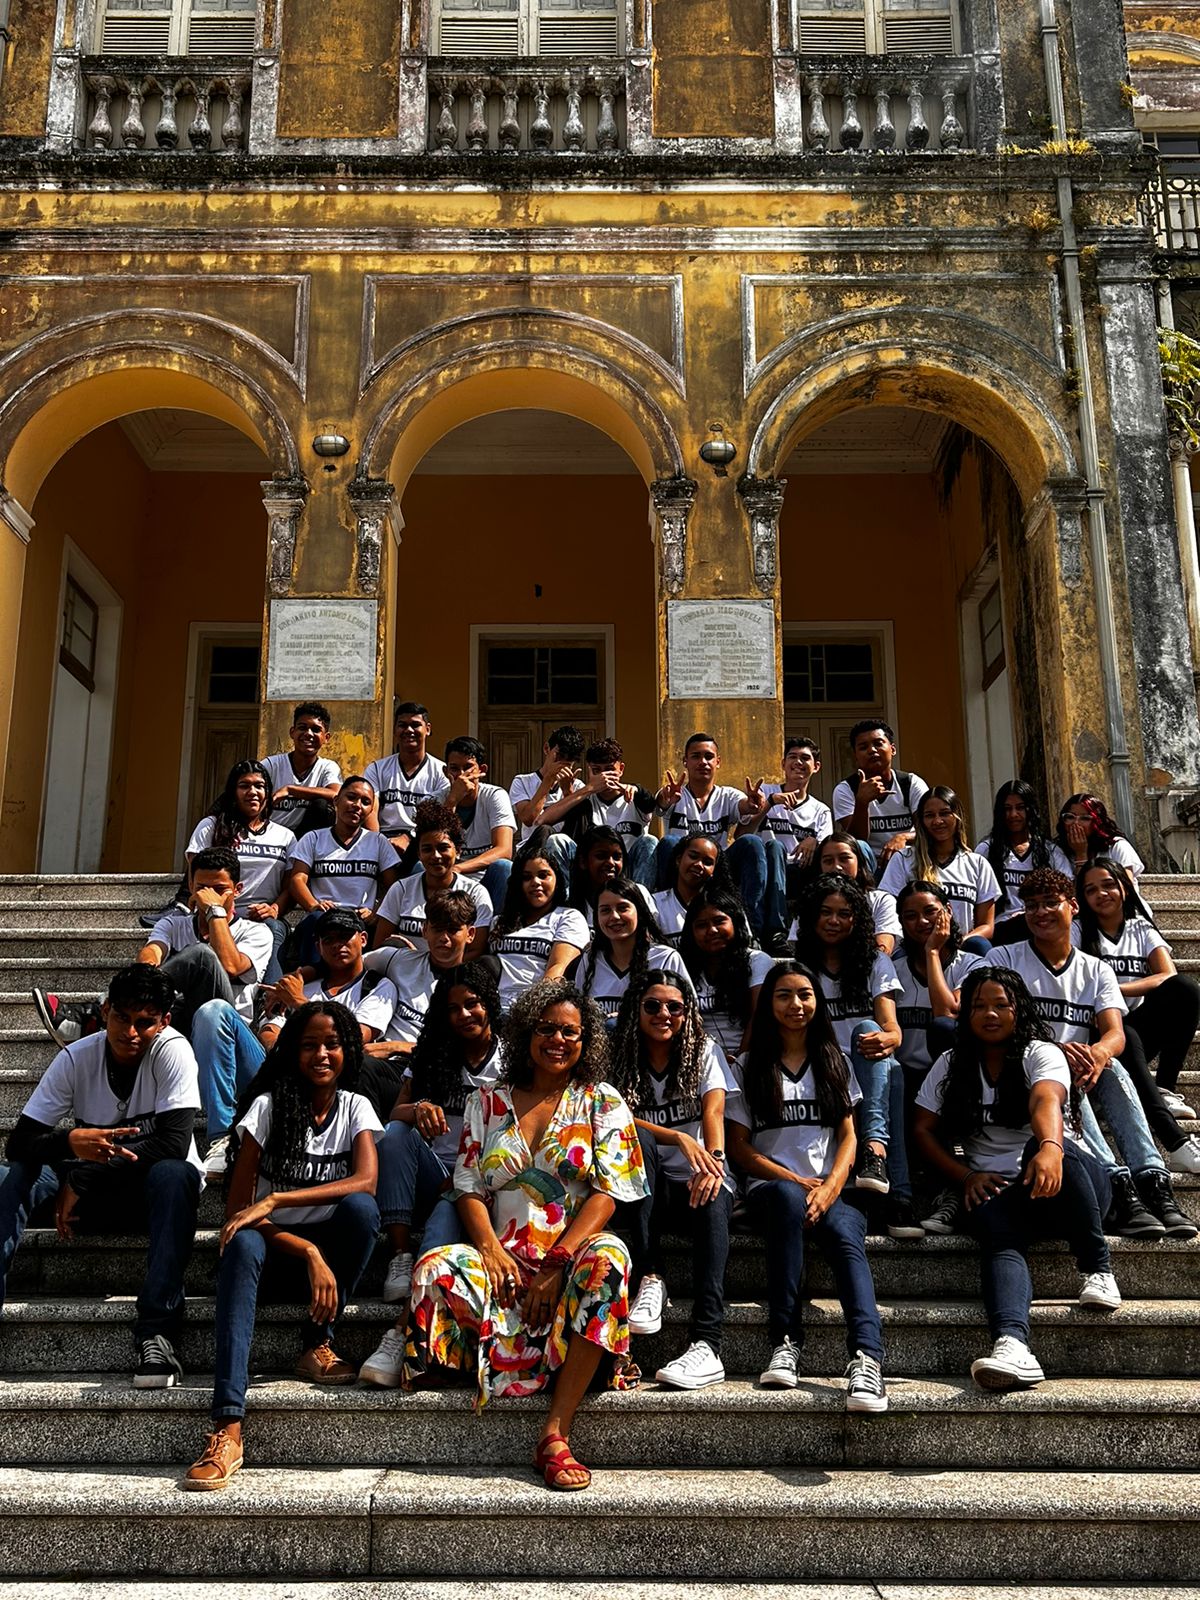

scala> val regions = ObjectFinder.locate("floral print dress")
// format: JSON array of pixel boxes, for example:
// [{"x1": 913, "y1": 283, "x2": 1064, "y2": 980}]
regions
[{"x1": 404, "y1": 1077, "x2": 648, "y2": 1407}]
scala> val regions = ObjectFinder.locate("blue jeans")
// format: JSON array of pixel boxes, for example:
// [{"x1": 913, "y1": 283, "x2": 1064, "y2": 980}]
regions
[
  {"x1": 160, "y1": 941, "x2": 236, "y2": 1036},
  {"x1": 961, "y1": 936, "x2": 992, "y2": 959},
  {"x1": 623, "y1": 832, "x2": 659, "y2": 890},
  {"x1": 1081, "y1": 1061, "x2": 1167, "y2": 1178},
  {"x1": 962, "y1": 1138, "x2": 1111, "y2": 1344},
  {"x1": 0, "y1": 1156, "x2": 200, "y2": 1344},
  {"x1": 654, "y1": 832, "x2": 788, "y2": 942},
  {"x1": 376, "y1": 1120, "x2": 453, "y2": 1230},
  {"x1": 260, "y1": 916, "x2": 287, "y2": 985},
  {"x1": 746, "y1": 1183, "x2": 883, "y2": 1359},
  {"x1": 479, "y1": 859, "x2": 512, "y2": 916},
  {"x1": 211, "y1": 1190, "x2": 380, "y2": 1421},
  {"x1": 849, "y1": 1021, "x2": 910, "y2": 1202},
  {"x1": 191, "y1": 1000, "x2": 266, "y2": 1139}
]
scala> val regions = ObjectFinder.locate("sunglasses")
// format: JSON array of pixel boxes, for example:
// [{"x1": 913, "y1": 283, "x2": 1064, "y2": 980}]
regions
[
  {"x1": 533, "y1": 1023, "x2": 582, "y2": 1042},
  {"x1": 642, "y1": 998, "x2": 685, "y2": 1016}
]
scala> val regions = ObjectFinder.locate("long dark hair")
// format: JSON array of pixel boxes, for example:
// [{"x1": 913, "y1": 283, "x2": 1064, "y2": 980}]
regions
[
  {"x1": 225, "y1": 1000, "x2": 364, "y2": 1184},
  {"x1": 610, "y1": 967, "x2": 708, "y2": 1113},
  {"x1": 408, "y1": 959, "x2": 502, "y2": 1107},
  {"x1": 679, "y1": 887, "x2": 755, "y2": 1028},
  {"x1": 491, "y1": 828, "x2": 568, "y2": 936},
  {"x1": 1075, "y1": 855, "x2": 1156, "y2": 956},
  {"x1": 500, "y1": 979, "x2": 610, "y2": 1088},
  {"x1": 806, "y1": 828, "x2": 874, "y2": 888},
  {"x1": 1056, "y1": 792, "x2": 1128, "y2": 860},
  {"x1": 935, "y1": 966, "x2": 1079, "y2": 1142},
  {"x1": 567, "y1": 826, "x2": 627, "y2": 914},
  {"x1": 742, "y1": 960, "x2": 853, "y2": 1129},
  {"x1": 207, "y1": 758, "x2": 275, "y2": 848},
  {"x1": 897, "y1": 879, "x2": 964, "y2": 968},
  {"x1": 984, "y1": 779, "x2": 1052, "y2": 917},
  {"x1": 664, "y1": 830, "x2": 736, "y2": 900},
  {"x1": 581, "y1": 874, "x2": 666, "y2": 998},
  {"x1": 794, "y1": 873, "x2": 878, "y2": 1012}
]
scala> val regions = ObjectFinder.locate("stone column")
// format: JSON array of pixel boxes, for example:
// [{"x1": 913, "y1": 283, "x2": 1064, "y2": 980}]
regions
[
  {"x1": 348, "y1": 473, "x2": 401, "y2": 596},
  {"x1": 0, "y1": 485, "x2": 34, "y2": 851},
  {"x1": 650, "y1": 474, "x2": 696, "y2": 598},
  {"x1": 737, "y1": 474, "x2": 787, "y2": 595},
  {"x1": 1168, "y1": 430, "x2": 1200, "y2": 702},
  {"x1": 261, "y1": 476, "x2": 310, "y2": 597}
]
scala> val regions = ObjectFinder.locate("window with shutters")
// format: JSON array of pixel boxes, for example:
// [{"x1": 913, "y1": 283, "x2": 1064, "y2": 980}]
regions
[
  {"x1": 434, "y1": 0, "x2": 620, "y2": 57},
  {"x1": 97, "y1": 0, "x2": 257, "y2": 56},
  {"x1": 794, "y1": 0, "x2": 958, "y2": 54}
]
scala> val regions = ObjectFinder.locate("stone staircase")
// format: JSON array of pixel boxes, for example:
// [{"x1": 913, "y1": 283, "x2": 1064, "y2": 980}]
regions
[{"x1": 1, "y1": 872, "x2": 1199, "y2": 1581}]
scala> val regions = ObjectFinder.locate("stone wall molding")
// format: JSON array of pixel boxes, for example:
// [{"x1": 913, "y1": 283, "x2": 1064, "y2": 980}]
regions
[
  {"x1": 262, "y1": 475, "x2": 310, "y2": 596},
  {"x1": 347, "y1": 472, "x2": 400, "y2": 596},
  {"x1": 651, "y1": 474, "x2": 697, "y2": 597},
  {"x1": 737, "y1": 473, "x2": 787, "y2": 595}
]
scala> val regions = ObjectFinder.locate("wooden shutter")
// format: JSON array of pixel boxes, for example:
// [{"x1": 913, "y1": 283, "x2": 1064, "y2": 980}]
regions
[
  {"x1": 879, "y1": 0, "x2": 955, "y2": 53},
  {"x1": 186, "y1": 0, "x2": 257, "y2": 54},
  {"x1": 536, "y1": 0, "x2": 618, "y2": 56},
  {"x1": 437, "y1": 0, "x2": 522, "y2": 54},
  {"x1": 100, "y1": 1, "x2": 175, "y2": 53}
]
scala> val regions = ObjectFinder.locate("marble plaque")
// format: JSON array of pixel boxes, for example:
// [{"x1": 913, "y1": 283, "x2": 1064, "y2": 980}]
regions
[
  {"x1": 667, "y1": 599, "x2": 777, "y2": 700},
  {"x1": 266, "y1": 599, "x2": 378, "y2": 701}
]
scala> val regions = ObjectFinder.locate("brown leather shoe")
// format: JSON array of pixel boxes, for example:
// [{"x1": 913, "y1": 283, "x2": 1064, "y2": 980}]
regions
[
  {"x1": 183, "y1": 1428, "x2": 243, "y2": 1491},
  {"x1": 295, "y1": 1341, "x2": 357, "y2": 1384}
]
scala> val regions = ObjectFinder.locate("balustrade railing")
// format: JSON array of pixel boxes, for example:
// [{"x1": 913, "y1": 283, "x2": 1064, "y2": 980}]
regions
[
  {"x1": 795, "y1": 57, "x2": 971, "y2": 153},
  {"x1": 427, "y1": 58, "x2": 625, "y2": 154},
  {"x1": 81, "y1": 58, "x2": 250, "y2": 152},
  {"x1": 1142, "y1": 167, "x2": 1200, "y2": 257}
]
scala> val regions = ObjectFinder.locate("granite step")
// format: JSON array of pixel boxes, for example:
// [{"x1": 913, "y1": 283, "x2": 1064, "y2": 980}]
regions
[
  {"x1": 7, "y1": 1227, "x2": 1200, "y2": 1302},
  {"x1": 0, "y1": 1464, "x2": 1196, "y2": 1581},
  {"x1": 0, "y1": 931, "x2": 146, "y2": 962},
  {"x1": 0, "y1": 1589, "x2": 1185, "y2": 1600},
  {"x1": 1, "y1": 1297, "x2": 1195, "y2": 1379},
  {"x1": 1, "y1": 1374, "x2": 1197, "y2": 1473},
  {"x1": 0, "y1": 902, "x2": 162, "y2": 932},
  {"x1": 0, "y1": 876, "x2": 177, "y2": 906}
]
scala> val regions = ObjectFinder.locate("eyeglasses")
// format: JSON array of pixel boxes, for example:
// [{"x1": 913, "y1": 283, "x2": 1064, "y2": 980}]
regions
[
  {"x1": 642, "y1": 998, "x2": 685, "y2": 1016},
  {"x1": 533, "y1": 1023, "x2": 583, "y2": 1041},
  {"x1": 1024, "y1": 897, "x2": 1066, "y2": 912}
]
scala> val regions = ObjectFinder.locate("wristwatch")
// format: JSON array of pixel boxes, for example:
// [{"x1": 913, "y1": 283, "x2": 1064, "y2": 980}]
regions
[
  {"x1": 205, "y1": 905, "x2": 229, "y2": 921},
  {"x1": 710, "y1": 1149, "x2": 726, "y2": 1162}
]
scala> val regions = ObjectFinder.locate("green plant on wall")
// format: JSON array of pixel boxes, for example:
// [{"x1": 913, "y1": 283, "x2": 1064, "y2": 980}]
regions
[{"x1": 1160, "y1": 325, "x2": 1200, "y2": 448}]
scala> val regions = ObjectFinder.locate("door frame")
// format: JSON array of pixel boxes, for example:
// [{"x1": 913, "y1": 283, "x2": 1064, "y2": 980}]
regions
[
  {"x1": 468, "y1": 623, "x2": 617, "y2": 739},
  {"x1": 958, "y1": 548, "x2": 1015, "y2": 835},
  {"x1": 174, "y1": 620, "x2": 262, "y2": 860},
  {"x1": 38, "y1": 540, "x2": 123, "y2": 873}
]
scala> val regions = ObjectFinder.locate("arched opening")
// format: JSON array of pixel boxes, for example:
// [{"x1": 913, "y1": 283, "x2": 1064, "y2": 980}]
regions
[{"x1": 1, "y1": 391, "x2": 276, "y2": 874}]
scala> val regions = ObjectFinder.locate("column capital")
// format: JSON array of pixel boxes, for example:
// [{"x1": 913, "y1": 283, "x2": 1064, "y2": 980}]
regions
[
  {"x1": 0, "y1": 485, "x2": 34, "y2": 546},
  {"x1": 261, "y1": 475, "x2": 310, "y2": 596},
  {"x1": 348, "y1": 473, "x2": 400, "y2": 596},
  {"x1": 650, "y1": 475, "x2": 698, "y2": 597},
  {"x1": 737, "y1": 473, "x2": 788, "y2": 594}
]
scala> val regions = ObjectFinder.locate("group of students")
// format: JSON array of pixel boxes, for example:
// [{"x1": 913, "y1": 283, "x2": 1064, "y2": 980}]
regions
[{"x1": 3, "y1": 703, "x2": 1200, "y2": 1493}]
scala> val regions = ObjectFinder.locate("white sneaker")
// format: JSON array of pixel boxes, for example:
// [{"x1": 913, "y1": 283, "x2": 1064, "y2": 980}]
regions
[
  {"x1": 1079, "y1": 1270, "x2": 1122, "y2": 1311},
  {"x1": 203, "y1": 1135, "x2": 230, "y2": 1176},
  {"x1": 844, "y1": 1349, "x2": 888, "y2": 1413},
  {"x1": 359, "y1": 1327, "x2": 406, "y2": 1388},
  {"x1": 970, "y1": 1335, "x2": 1045, "y2": 1391},
  {"x1": 1167, "y1": 1137, "x2": 1200, "y2": 1175},
  {"x1": 655, "y1": 1339, "x2": 725, "y2": 1389},
  {"x1": 1161, "y1": 1088, "x2": 1198, "y2": 1120},
  {"x1": 759, "y1": 1336, "x2": 801, "y2": 1389},
  {"x1": 628, "y1": 1274, "x2": 668, "y2": 1336},
  {"x1": 382, "y1": 1252, "x2": 414, "y2": 1304}
]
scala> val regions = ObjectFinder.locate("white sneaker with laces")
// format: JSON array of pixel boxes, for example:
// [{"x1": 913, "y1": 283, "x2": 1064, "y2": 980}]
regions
[
  {"x1": 628, "y1": 1274, "x2": 668, "y2": 1336},
  {"x1": 1161, "y1": 1088, "x2": 1198, "y2": 1120},
  {"x1": 844, "y1": 1349, "x2": 888, "y2": 1413},
  {"x1": 203, "y1": 1135, "x2": 230, "y2": 1177},
  {"x1": 1078, "y1": 1270, "x2": 1122, "y2": 1311},
  {"x1": 382, "y1": 1252, "x2": 414, "y2": 1304},
  {"x1": 1167, "y1": 1137, "x2": 1200, "y2": 1175},
  {"x1": 359, "y1": 1327, "x2": 407, "y2": 1388},
  {"x1": 759, "y1": 1336, "x2": 801, "y2": 1389},
  {"x1": 970, "y1": 1335, "x2": 1045, "y2": 1390},
  {"x1": 655, "y1": 1339, "x2": 725, "y2": 1389}
]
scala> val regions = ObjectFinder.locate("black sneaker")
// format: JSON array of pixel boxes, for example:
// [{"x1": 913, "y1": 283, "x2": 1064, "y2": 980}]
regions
[
  {"x1": 31, "y1": 989, "x2": 103, "y2": 1049},
  {"x1": 855, "y1": 1149, "x2": 890, "y2": 1195},
  {"x1": 886, "y1": 1199, "x2": 924, "y2": 1239},
  {"x1": 1107, "y1": 1172, "x2": 1167, "y2": 1240},
  {"x1": 921, "y1": 1187, "x2": 962, "y2": 1235},
  {"x1": 1138, "y1": 1170, "x2": 1199, "y2": 1240},
  {"x1": 133, "y1": 1334, "x2": 183, "y2": 1389},
  {"x1": 845, "y1": 1349, "x2": 888, "y2": 1413}
]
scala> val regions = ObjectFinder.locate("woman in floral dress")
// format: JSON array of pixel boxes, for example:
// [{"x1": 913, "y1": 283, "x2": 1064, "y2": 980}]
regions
[{"x1": 404, "y1": 979, "x2": 648, "y2": 1490}]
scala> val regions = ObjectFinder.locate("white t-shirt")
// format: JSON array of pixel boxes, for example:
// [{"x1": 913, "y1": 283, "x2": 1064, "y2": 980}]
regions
[
  {"x1": 298, "y1": 970, "x2": 398, "y2": 1038},
  {"x1": 1086, "y1": 917, "x2": 1169, "y2": 1013},
  {"x1": 363, "y1": 753, "x2": 450, "y2": 838},
  {"x1": 404, "y1": 1039, "x2": 504, "y2": 1163},
  {"x1": 260, "y1": 751, "x2": 342, "y2": 832},
  {"x1": 818, "y1": 953, "x2": 903, "y2": 1056},
  {"x1": 490, "y1": 906, "x2": 591, "y2": 1010},
  {"x1": 991, "y1": 942, "x2": 1127, "y2": 1044},
  {"x1": 288, "y1": 826, "x2": 396, "y2": 910},
  {"x1": 368, "y1": 947, "x2": 448, "y2": 1044},
  {"x1": 891, "y1": 947, "x2": 983, "y2": 1071},
  {"x1": 916, "y1": 1040, "x2": 1083, "y2": 1178},
  {"x1": 1103, "y1": 838, "x2": 1145, "y2": 879},
  {"x1": 878, "y1": 847, "x2": 1001, "y2": 937},
  {"x1": 239, "y1": 1087, "x2": 383, "y2": 1224},
  {"x1": 582, "y1": 789, "x2": 655, "y2": 839},
  {"x1": 831, "y1": 771, "x2": 930, "y2": 862},
  {"x1": 787, "y1": 887, "x2": 900, "y2": 948},
  {"x1": 638, "y1": 1039, "x2": 736, "y2": 1188},
  {"x1": 510, "y1": 770, "x2": 586, "y2": 842},
  {"x1": 660, "y1": 785, "x2": 746, "y2": 847},
  {"x1": 455, "y1": 784, "x2": 518, "y2": 861},
  {"x1": 756, "y1": 787, "x2": 833, "y2": 855},
  {"x1": 24, "y1": 1028, "x2": 204, "y2": 1177},
  {"x1": 691, "y1": 948, "x2": 777, "y2": 1056},
  {"x1": 145, "y1": 911, "x2": 273, "y2": 1022},
  {"x1": 653, "y1": 888, "x2": 690, "y2": 948},
  {"x1": 186, "y1": 815, "x2": 294, "y2": 912},
  {"x1": 581, "y1": 943, "x2": 690, "y2": 1017},
  {"x1": 725, "y1": 1054, "x2": 862, "y2": 1187},
  {"x1": 974, "y1": 836, "x2": 1074, "y2": 922},
  {"x1": 376, "y1": 871, "x2": 494, "y2": 939}
]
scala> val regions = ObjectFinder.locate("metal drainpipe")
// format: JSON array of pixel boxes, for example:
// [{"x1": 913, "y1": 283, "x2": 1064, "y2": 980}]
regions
[
  {"x1": 0, "y1": 1, "x2": 10, "y2": 99},
  {"x1": 1039, "y1": 0, "x2": 1135, "y2": 835}
]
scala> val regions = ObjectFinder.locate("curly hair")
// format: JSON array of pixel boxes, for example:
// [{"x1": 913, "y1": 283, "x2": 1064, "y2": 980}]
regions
[
  {"x1": 897, "y1": 879, "x2": 964, "y2": 967},
  {"x1": 581, "y1": 875, "x2": 667, "y2": 1001},
  {"x1": 491, "y1": 828, "x2": 568, "y2": 936},
  {"x1": 984, "y1": 780, "x2": 1053, "y2": 918},
  {"x1": 794, "y1": 873, "x2": 878, "y2": 1012},
  {"x1": 501, "y1": 979, "x2": 611, "y2": 1089},
  {"x1": 679, "y1": 888, "x2": 755, "y2": 1029},
  {"x1": 412, "y1": 798, "x2": 464, "y2": 850},
  {"x1": 742, "y1": 960, "x2": 853, "y2": 1129},
  {"x1": 206, "y1": 758, "x2": 275, "y2": 849},
  {"x1": 1075, "y1": 855, "x2": 1156, "y2": 956},
  {"x1": 934, "y1": 966, "x2": 1079, "y2": 1144},
  {"x1": 408, "y1": 959, "x2": 502, "y2": 1108},
  {"x1": 567, "y1": 826, "x2": 628, "y2": 913},
  {"x1": 1018, "y1": 866, "x2": 1074, "y2": 906},
  {"x1": 224, "y1": 1000, "x2": 364, "y2": 1185},
  {"x1": 609, "y1": 967, "x2": 708, "y2": 1113}
]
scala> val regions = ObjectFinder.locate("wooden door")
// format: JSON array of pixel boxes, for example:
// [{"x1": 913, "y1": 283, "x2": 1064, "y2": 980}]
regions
[
  {"x1": 782, "y1": 628, "x2": 891, "y2": 810},
  {"x1": 477, "y1": 635, "x2": 607, "y2": 789},
  {"x1": 187, "y1": 632, "x2": 262, "y2": 826}
]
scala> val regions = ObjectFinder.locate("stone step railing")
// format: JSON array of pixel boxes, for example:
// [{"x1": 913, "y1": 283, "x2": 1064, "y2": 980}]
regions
[
  {"x1": 427, "y1": 58, "x2": 625, "y2": 154},
  {"x1": 80, "y1": 57, "x2": 251, "y2": 152},
  {"x1": 787, "y1": 55, "x2": 972, "y2": 153}
]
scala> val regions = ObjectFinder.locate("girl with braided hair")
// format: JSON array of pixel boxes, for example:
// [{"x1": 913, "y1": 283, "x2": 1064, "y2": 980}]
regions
[
  {"x1": 914, "y1": 966, "x2": 1119, "y2": 1393},
  {"x1": 184, "y1": 1001, "x2": 383, "y2": 1491},
  {"x1": 610, "y1": 968, "x2": 735, "y2": 1390}
]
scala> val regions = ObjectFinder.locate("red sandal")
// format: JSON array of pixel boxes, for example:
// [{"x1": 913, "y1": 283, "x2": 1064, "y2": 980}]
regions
[{"x1": 534, "y1": 1431, "x2": 592, "y2": 1491}]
